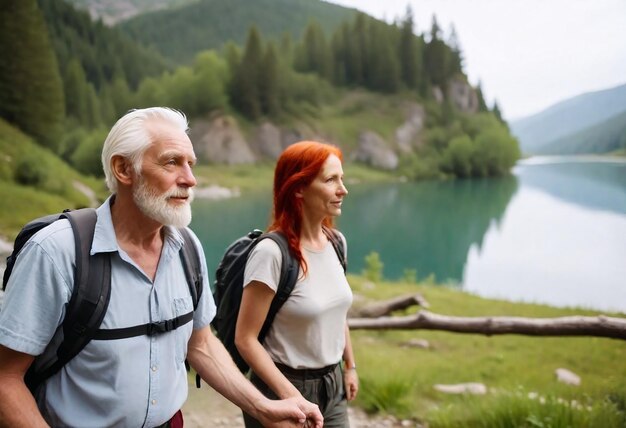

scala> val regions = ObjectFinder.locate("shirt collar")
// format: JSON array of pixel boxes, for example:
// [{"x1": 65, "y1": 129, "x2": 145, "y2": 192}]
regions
[{"x1": 91, "y1": 195, "x2": 185, "y2": 256}]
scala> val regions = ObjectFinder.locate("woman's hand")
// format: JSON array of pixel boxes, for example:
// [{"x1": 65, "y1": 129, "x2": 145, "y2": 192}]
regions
[{"x1": 344, "y1": 368, "x2": 359, "y2": 401}]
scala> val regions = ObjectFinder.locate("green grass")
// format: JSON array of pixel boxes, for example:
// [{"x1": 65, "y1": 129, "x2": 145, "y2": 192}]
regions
[
  {"x1": 0, "y1": 119, "x2": 107, "y2": 240},
  {"x1": 347, "y1": 275, "x2": 626, "y2": 426}
]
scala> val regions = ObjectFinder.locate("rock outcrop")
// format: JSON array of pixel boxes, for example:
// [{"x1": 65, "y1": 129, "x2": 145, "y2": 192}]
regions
[
  {"x1": 253, "y1": 122, "x2": 283, "y2": 159},
  {"x1": 395, "y1": 103, "x2": 426, "y2": 153},
  {"x1": 447, "y1": 77, "x2": 479, "y2": 114},
  {"x1": 351, "y1": 131, "x2": 399, "y2": 170},
  {"x1": 190, "y1": 116, "x2": 256, "y2": 165}
]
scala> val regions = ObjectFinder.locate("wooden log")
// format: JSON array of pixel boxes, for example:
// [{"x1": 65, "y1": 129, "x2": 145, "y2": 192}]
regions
[
  {"x1": 348, "y1": 310, "x2": 626, "y2": 340},
  {"x1": 356, "y1": 294, "x2": 429, "y2": 318}
]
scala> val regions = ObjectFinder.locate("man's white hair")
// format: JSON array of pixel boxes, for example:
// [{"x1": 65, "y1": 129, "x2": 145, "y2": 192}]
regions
[{"x1": 101, "y1": 107, "x2": 189, "y2": 193}]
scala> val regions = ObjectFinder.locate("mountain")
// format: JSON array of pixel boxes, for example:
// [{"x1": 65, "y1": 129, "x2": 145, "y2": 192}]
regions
[
  {"x1": 39, "y1": 0, "x2": 170, "y2": 89},
  {"x1": 118, "y1": 0, "x2": 356, "y2": 63},
  {"x1": 536, "y1": 110, "x2": 626, "y2": 155},
  {"x1": 510, "y1": 83, "x2": 626, "y2": 154},
  {"x1": 65, "y1": 0, "x2": 199, "y2": 25}
]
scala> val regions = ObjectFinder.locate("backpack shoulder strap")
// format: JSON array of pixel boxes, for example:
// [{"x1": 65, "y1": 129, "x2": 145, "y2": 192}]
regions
[
  {"x1": 25, "y1": 208, "x2": 111, "y2": 391},
  {"x1": 257, "y1": 231, "x2": 299, "y2": 343},
  {"x1": 323, "y1": 227, "x2": 347, "y2": 273},
  {"x1": 178, "y1": 227, "x2": 203, "y2": 309}
]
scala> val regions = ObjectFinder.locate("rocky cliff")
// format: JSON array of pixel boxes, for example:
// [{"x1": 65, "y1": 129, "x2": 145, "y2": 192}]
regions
[{"x1": 188, "y1": 81, "x2": 479, "y2": 170}]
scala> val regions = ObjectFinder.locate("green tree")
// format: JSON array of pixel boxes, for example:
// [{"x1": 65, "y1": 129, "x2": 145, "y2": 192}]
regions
[
  {"x1": 64, "y1": 58, "x2": 88, "y2": 123},
  {"x1": 441, "y1": 134, "x2": 474, "y2": 178},
  {"x1": 423, "y1": 15, "x2": 449, "y2": 88},
  {"x1": 295, "y1": 21, "x2": 332, "y2": 81},
  {"x1": 230, "y1": 26, "x2": 263, "y2": 119},
  {"x1": 259, "y1": 43, "x2": 280, "y2": 116},
  {"x1": 446, "y1": 24, "x2": 464, "y2": 75},
  {"x1": 398, "y1": 5, "x2": 422, "y2": 90},
  {"x1": 475, "y1": 81, "x2": 489, "y2": 112},
  {"x1": 0, "y1": 0, "x2": 65, "y2": 150}
]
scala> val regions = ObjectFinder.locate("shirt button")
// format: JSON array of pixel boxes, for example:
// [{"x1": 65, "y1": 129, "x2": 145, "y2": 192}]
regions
[
  {"x1": 152, "y1": 399, "x2": 157, "y2": 405},
  {"x1": 152, "y1": 365, "x2": 157, "y2": 372}
]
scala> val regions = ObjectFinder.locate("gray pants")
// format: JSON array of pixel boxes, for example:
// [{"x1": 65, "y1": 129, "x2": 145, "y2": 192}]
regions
[{"x1": 243, "y1": 363, "x2": 349, "y2": 427}]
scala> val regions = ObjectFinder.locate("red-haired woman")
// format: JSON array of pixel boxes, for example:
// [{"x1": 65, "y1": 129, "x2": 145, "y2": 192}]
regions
[{"x1": 235, "y1": 141, "x2": 358, "y2": 427}]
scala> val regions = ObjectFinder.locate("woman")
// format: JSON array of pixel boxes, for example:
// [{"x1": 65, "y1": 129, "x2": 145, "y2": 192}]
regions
[{"x1": 235, "y1": 141, "x2": 358, "y2": 427}]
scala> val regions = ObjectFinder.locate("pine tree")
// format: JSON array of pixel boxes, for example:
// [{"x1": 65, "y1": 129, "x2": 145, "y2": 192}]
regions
[
  {"x1": 0, "y1": 0, "x2": 65, "y2": 150},
  {"x1": 230, "y1": 26, "x2": 263, "y2": 119},
  {"x1": 64, "y1": 58, "x2": 88, "y2": 123},
  {"x1": 398, "y1": 5, "x2": 421, "y2": 90},
  {"x1": 424, "y1": 15, "x2": 449, "y2": 88},
  {"x1": 447, "y1": 24, "x2": 464, "y2": 75},
  {"x1": 475, "y1": 81, "x2": 489, "y2": 112},
  {"x1": 259, "y1": 43, "x2": 280, "y2": 116}
]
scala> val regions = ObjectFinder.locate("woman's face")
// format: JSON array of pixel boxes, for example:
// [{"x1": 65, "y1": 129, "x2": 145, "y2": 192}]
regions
[{"x1": 298, "y1": 154, "x2": 348, "y2": 221}]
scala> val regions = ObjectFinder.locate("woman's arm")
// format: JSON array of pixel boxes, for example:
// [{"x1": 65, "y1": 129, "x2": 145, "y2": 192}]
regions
[
  {"x1": 235, "y1": 281, "x2": 302, "y2": 399},
  {"x1": 342, "y1": 323, "x2": 359, "y2": 401}
]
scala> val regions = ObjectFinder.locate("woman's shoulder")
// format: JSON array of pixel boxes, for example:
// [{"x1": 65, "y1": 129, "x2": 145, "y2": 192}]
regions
[{"x1": 251, "y1": 236, "x2": 283, "y2": 258}]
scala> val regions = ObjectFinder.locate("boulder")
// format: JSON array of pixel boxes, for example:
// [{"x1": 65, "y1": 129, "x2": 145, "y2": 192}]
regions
[
  {"x1": 555, "y1": 368, "x2": 581, "y2": 386},
  {"x1": 189, "y1": 116, "x2": 256, "y2": 165},
  {"x1": 434, "y1": 382, "x2": 487, "y2": 395},
  {"x1": 352, "y1": 131, "x2": 398, "y2": 170}
]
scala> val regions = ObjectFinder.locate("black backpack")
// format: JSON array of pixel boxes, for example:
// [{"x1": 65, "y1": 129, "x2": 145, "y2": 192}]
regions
[
  {"x1": 2, "y1": 208, "x2": 203, "y2": 392},
  {"x1": 211, "y1": 227, "x2": 346, "y2": 374}
]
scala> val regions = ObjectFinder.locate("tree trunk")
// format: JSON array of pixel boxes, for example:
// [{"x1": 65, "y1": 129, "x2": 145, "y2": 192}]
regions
[
  {"x1": 348, "y1": 310, "x2": 626, "y2": 340},
  {"x1": 354, "y1": 293, "x2": 429, "y2": 318}
]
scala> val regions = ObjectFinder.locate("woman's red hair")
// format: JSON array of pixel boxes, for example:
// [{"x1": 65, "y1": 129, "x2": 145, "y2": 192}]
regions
[{"x1": 269, "y1": 141, "x2": 343, "y2": 275}]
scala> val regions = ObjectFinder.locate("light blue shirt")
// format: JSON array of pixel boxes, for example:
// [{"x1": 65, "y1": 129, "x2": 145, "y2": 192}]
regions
[{"x1": 0, "y1": 197, "x2": 215, "y2": 427}]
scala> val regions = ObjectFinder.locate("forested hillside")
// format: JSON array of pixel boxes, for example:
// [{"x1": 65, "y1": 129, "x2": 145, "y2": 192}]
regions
[
  {"x1": 119, "y1": 0, "x2": 356, "y2": 63},
  {"x1": 1, "y1": 0, "x2": 519, "y2": 196},
  {"x1": 511, "y1": 83, "x2": 626, "y2": 154},
  {"x1": 537, "y1": 110, "x2": 626, "y2": 155}
]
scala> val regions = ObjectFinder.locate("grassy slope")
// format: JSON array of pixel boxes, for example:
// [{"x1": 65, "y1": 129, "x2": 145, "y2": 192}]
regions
[
  {"x1": 348, "y1": 275, "x2": 626, "y2": 425},
  {"x1": 0, "y1": 119, "x2": 107, "y2": 240}
]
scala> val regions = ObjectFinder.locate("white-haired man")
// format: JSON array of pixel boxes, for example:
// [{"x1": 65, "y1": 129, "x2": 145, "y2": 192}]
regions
[{"x1": 0, "y1": 108, "x2": 323, "y2": 428}]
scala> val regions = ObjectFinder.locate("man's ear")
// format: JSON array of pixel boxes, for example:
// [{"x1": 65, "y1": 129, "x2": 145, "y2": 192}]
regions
[{"x1": 111, "y1": 155, "x2": 134, "y2": 186}]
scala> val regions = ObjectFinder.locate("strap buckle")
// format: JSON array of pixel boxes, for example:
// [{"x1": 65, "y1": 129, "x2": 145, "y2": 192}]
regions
[{"x1": 147, "y1": 319, "x2": 174, "y2": 336}]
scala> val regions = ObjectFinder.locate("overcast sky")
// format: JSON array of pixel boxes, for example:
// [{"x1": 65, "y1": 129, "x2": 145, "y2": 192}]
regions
[{"x1": 328, "y1": 0, "x2": 626, "y2": 120}]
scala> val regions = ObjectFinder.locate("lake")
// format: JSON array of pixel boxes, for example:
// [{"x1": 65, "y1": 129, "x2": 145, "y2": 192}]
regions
[{"x1": 190, "y1": 156, "x2": 626, "y2": 314}]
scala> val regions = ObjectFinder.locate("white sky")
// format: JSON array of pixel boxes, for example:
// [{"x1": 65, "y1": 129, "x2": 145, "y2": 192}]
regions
[{"x1": 328, "y1": 0, "x2": 626, "y2": 120}]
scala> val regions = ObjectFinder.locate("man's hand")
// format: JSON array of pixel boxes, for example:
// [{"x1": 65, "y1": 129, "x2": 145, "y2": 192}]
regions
[{"x1": 255, "y1": 396, "x2": 323, "y2": 428}]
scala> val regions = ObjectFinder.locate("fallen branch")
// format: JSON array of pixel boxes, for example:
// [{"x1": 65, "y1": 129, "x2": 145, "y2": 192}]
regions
[
  {"x1": 355, "y1": 293, "x2": 429, "y2": 318},
  {"x1": 348, "y1": 310, "x2": 626, "y2": 340}
]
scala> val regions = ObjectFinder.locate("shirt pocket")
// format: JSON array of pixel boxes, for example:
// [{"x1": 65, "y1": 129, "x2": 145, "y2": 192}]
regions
[{"x1": 172, "y1": 296, "x2": 193, "y2": 365}]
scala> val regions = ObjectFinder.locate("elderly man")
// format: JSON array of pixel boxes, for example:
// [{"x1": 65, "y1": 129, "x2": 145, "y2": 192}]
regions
[{"x1": 0, "y1": 108, "x2": 323, "y2": 428}]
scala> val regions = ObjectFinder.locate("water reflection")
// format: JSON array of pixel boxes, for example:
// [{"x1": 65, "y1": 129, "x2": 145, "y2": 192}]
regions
[
  {"x1": 338, "y1": 177, "x2": 518, "y2": 281},
  {"x1": 190, "y1": 159, "x2": 626, "y2": 311},
  {"x1": 191, "y1": 176, "x2": 519, "y2": 284},
  {"x1": 516, "y1": 159, "x2": 626, "y2": 215}
]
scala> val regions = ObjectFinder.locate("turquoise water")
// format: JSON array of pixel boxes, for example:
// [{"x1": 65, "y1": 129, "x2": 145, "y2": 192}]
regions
[{"x1": 191, "y1": 157, "x2": 626, "y2": 313}]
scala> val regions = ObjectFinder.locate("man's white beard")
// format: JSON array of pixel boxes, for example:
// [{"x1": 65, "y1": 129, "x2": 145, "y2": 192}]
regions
[{"x1": 133, "y1": 177, "x2": 194, "y2": 228}]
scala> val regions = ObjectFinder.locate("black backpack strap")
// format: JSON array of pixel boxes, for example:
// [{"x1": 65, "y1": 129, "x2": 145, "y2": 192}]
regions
[
  {"x1": 178, "y1": 227, "x2": 203, "y2": 309},
  {"x1": 323, "y1": 226, "x2": 347, "y2": 272},
  {"x1": 93, "y1": 227, "x2": 203, "y2": 341},
  {"x1": 25, "y1": 208, "x2": 111, "y2": 391},
  {"x1": 257, "y1": 231, "x2": 299, "y2": 343},
  {"x1": 93, "y1": 311, "x2": 194, "y2": 340}
]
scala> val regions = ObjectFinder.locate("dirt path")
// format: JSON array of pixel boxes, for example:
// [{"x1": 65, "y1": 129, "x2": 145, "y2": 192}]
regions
[{"x1": 183, "y1": 383, "x2": 420, "y2": 427}]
